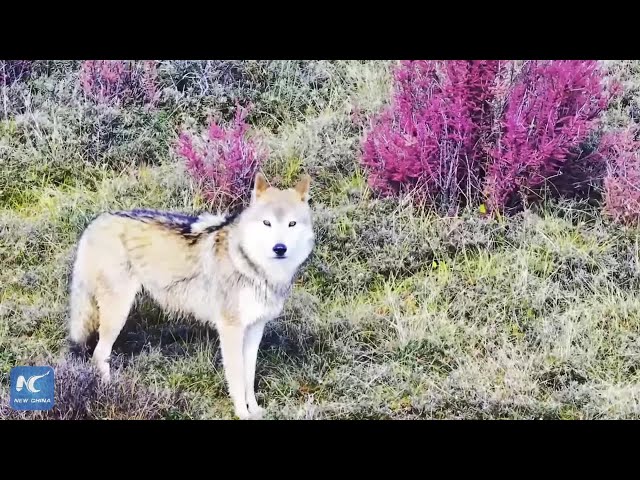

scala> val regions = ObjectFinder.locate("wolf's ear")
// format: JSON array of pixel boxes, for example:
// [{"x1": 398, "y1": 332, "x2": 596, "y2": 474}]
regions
[
  {"x1": 252, "y1": 172, "x2": 269, "y2": 201},
  {"x1": 294, "y1": 174, "x2": 311, "y2": 202}
]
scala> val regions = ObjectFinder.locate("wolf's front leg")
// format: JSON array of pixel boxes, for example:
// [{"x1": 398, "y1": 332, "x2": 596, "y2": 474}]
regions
[
  {"x1": 217, "y1": 322, "x2": 250, "y2": 420},
  {"x1": 243, "y1": 321, "x2": 266, "y2": 418}
]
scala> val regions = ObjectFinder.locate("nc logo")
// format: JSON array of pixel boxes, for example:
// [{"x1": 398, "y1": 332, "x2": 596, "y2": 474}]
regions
[
  {"x1": 10, "y1": 366, "x2": 55, "y2": 411},
  {"x1": 15, "y1": 370, "x2": 51, "y2": 393}
]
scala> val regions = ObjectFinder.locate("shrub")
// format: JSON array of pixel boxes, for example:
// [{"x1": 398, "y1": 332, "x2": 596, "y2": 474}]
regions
[
  {"x1": 361, "y1": 60, "x2": 616, "y2": 214},
  {"x1": 176, "y1": 105, "x2": 267, "y2": 208},
  {"x1": 361, "y1": 60, "x2": 500, "y2": 214},
  {"x1": 79, "y1": 60, "x2": 159, "y2": 108},
  {"x1": 485, "y1": 60, "x2": 611, "y2": 211}
]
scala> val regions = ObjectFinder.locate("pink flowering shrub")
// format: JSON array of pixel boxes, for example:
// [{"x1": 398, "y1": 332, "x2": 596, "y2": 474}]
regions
[
  {"x1": 361, "y1": 60, "x2": 500, "y2": 213},
  {"x1": 80, "y1": 60, "x2": 159, "y2": 107},
  {"x1": 176, "y1": 106, "x2": 267, "y2": 208},
  {"x1": 361, "y1": 60, "x2": 619, "y2": 214},
  {"x1": 485, "y1": 60, "x2": 611, "y2": 210}
]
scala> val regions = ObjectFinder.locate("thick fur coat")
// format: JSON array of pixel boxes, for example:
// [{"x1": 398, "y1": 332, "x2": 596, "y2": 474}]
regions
[{"x1": 68, "y1": 173, "x2": 314, "y2": 419}]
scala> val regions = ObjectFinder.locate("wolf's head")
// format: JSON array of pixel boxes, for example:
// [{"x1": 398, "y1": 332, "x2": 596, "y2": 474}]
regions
[{"x1": 236, "y1": 172, "x2": 314, "y2": 282}]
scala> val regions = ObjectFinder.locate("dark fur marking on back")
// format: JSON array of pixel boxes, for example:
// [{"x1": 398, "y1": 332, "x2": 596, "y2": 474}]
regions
[
  {"x1": 166, "y1": 272, "x2": 199, "y2": 290},
  {"x1": 110, "y1": 207, "x2": 244, "y2": 244},
  {"x1": 203, "y1": 208, "x2": 243, "y2": 234},
  {"x1": 112, "y1": 209, "x2": 198, "y2": 226}
]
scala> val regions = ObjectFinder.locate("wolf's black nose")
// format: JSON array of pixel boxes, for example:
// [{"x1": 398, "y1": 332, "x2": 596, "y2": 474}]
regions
[{"x1": 273, "y1": 243, "x2": 287, "y2": 257}]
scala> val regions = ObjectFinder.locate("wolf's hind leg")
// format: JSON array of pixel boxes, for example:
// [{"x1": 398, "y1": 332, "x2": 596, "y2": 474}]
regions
[{"x1": 93, "y1": 279, "x2": 139, "y2": 381}]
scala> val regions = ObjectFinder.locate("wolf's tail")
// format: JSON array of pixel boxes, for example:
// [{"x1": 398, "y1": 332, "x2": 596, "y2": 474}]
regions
[{"x1": 68, "y1": 275, "x2": 98, "y2": 345}]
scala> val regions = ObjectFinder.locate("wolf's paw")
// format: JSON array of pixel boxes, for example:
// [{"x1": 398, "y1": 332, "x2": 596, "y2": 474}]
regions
[
  {"x1": 234, "y1": 406, "x2": 251, "y2": 420},
  {"x1": 234, "y1": 406, "x2": 264, "y2": 420},
  {"x1": 94, "y1": 361, "x2": 111, "y2": 383},
  {"x1": 248, "y1": 397, "x2": 264, "y2": 416},
  {"x1": 248, "y1": 406, "x2": 265, "y2": 419}
]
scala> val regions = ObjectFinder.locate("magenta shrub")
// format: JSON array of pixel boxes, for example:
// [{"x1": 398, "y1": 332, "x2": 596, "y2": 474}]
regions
[
  {"x1": 361, "y1": 61, "x2": 500, "y2": 213},
  {"x1": 485, "y1": 60, "x2": 610, "y2": 210},
  {"x1": 80, "y1": 60, "x2": 159, "y2": 107},
  {"x1": 177, "y1": 106, "x2": 267, "y2": 207},
  {"x1": 361, "y1": 60, "x2": 618, "y2": 214}
]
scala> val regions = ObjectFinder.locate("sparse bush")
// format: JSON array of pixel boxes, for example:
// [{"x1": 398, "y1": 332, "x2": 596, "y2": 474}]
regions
[
  {"x1": 0, "y1": 61, "x2": 35, "y2": 121},
  {"x1": 600, "y1": 128, "x2": 640, "y2": 225},
  {"x1": 602, "y1": 60, "x2": 640, "y2": 129},
  {"x1": 361, "y1": 60, "x2": 618, "y2": 214},
  {"x1": 0, "y1": 66, "x2": 173, "y2": 205},
  {"x1": 264, "y1": 111, "x2": 362, "y2": 202},
  {"x1": 0, "y1": 359, "x2": 187, "y2": 419},
  {"x1": 0, "y1": 60, "x2": 32, "y2": 86},
  {"x1": 159, "y1": 60, "x2": 347, "y2": 130},
  {"x1": 177, "y1": 105, "x2": 267, "y2": 208},
  {"x1": 80, "y1": 60, "x2": 159, "y2": 108}
]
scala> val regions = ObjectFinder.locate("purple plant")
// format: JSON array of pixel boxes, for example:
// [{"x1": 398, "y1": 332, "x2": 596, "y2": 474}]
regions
[
  {"x1": 485, "y1": 60, "x2": 610, "y2": 211},
  {"x1": 177, "y1": 105, "x2": 267, "y2": 208},
  {"x1": 361, "y1": 60, "x2": 616, "y2": 214},
  {"x1": 79, "y1": 60, "x2": 159, "y2": 107},
  {"x1": 361, "y1": 60, "x2": 500, "y2": 214}
]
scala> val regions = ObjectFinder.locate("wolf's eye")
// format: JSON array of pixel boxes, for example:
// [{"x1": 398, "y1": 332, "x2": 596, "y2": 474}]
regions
[
  {"x1": 289, "y1": 221, "x2": 297, "y2": 227},
  {"x1": 263, "y1": 220, "x2": 271, "y2": 227}
]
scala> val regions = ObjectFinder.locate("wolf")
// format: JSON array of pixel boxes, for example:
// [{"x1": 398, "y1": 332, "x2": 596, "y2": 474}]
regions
[{"x1": 67, "y1": 173, "x2": 314, "y2": 419}]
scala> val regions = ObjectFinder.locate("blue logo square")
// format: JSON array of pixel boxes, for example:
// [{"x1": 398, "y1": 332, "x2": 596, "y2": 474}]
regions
[{"x1": 10, "y1": 366, "x2": 55, "y2": 411}]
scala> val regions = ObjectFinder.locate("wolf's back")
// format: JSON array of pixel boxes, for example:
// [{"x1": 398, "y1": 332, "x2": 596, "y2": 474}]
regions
[{"x1": 67, "y1": 209, "x2": 226, "y2": 344}]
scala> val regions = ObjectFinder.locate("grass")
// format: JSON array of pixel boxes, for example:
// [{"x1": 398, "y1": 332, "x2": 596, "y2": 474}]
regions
[{"x1": 1, "y1": 60, "x2": 640, "y2": 419}]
